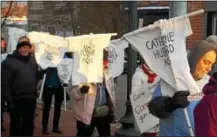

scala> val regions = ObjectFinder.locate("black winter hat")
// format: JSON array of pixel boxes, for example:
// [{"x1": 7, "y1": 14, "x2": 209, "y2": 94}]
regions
[{"x1": 16, "y1": 41, "x2": 31, "y2": 49}]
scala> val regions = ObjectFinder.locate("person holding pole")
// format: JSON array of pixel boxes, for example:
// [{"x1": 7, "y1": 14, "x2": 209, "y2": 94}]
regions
[
  {"x1": 206, "y1": 35, "x2": 217, "y2": 75},
  {"x1": 41, "y1": 52, "x2": 71, "y2": 135},
  {"x1": 72, "y1": 50, "x2": 117, "y2": 136},
  {"x1": 1, "y1": 37, "x2": 7, "y2": 132},
  {"x1": 148, "y1": 40, "x2": 217, "y2": 136},
  {"x1": 41, "y1": 66, "x2": 64, "y2": 135}
]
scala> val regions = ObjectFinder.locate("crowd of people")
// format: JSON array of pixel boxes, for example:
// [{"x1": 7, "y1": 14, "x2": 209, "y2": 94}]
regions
[{"x1": 1, "y1": 34, "x2": 217, "y2": 137}]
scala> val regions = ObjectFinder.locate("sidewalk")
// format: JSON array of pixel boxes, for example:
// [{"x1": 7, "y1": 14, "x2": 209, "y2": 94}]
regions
[
  {"x1": 1, "y1": 105, "x2": 119, "y2": 137},
  {"x1": 1, "y1": 105, "x2": 76, "y2": 137}
]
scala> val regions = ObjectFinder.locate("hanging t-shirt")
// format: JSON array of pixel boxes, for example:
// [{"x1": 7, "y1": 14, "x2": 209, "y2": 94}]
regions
[
  {"x1": 28, "y1": 31, "x2": 68, "y2": 70},
  {"x1": 67, "y1": 34, "x2": 112, "y2": 85},
  {"x1": 1, "y1": 53, "x2": 8, "y2": 62},
  {"x1": 57, "y1": 57, "x2": 73, "y2": 84},
  {"x1": 7, "y1": 27, "x2": 27, "y2": 54},
  {"x1": 105, "y1": 39, "x2": 128, "y2": 78},
  {"x1": 124, "y1": 16, "x2": 200, "y2": 97}
]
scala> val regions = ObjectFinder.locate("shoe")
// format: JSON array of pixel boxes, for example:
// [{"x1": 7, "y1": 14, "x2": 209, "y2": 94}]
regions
[
  {"x1": 52, "y1": 128, "x2": 63, "y2": 134},
  {"x1": 41, "y1": 127, "x2": 50, "y2": 135},
  {"x1": 1, "y1": 126, "x2": 6, "y2": 132}
]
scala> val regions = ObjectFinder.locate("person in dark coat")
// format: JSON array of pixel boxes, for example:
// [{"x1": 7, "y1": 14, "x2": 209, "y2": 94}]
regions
[
  {"x1": 1, "y1": 37, "x2": 7, "y2": 132},
  {"x1": 194, "y1": 72, "x2": 217, "y2": 136},
  {"x1": 41, "y1": 67, "x2": 64, "y2": 135},
  {"x1": 1, "y1": 39, "x2": 42, "y2": 136}
]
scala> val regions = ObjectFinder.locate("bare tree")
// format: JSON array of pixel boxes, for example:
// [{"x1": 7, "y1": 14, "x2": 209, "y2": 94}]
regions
[
  {"x1": 1, "y1": 1, "x2": 27, "y2": 29},
  {"x1": 78, "y1": 1, "x2": 129, "y2": 38},
  {"x1": 41, "y1": 1, "x2": 79, "y2": 36},
  {"x1": 29, "y1": 1, "x2": 128, "y2": 37},
  {"x1": 1, "y1": 1, "x2": 13, "y2": 28}
]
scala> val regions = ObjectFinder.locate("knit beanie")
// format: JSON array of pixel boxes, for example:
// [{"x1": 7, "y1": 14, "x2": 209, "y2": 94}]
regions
[{"x1": 16, "y1": 41, "x2": 31, "y2": 49}]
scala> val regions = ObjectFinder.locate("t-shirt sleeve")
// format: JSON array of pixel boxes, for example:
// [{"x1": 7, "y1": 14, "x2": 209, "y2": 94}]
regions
[
  {"x1": 28, "y1": 32, "x2": 41, "y2": 43},
  {"x1": 174, "y1": 16, "x2": 193, "y2": 37},
  {"x1": 66, "y1": 37, "x2": 81, "y2": 52}
]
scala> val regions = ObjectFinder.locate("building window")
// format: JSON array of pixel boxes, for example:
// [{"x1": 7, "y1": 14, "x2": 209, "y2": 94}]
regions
[
  {"x1": 29, "y1": 1, "x2": 44, "y2": 10},
  {"x1": 30, "y1": 25, "x2": 39, "y2": 31},
  {"x1": 214, "y1": 17, "x2": 217, "y2": 35},
  {"x1": 150, "y1": 1, "x2": 159, "y2": 4},
  {"x1": 54, "y1": 2, "x2": 66, "y2": 9}
]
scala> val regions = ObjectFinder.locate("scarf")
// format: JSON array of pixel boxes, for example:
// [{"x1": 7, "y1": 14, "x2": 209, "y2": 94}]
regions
[{"x1": 141, "y1": 64, "x2": 157, "y2": 83}]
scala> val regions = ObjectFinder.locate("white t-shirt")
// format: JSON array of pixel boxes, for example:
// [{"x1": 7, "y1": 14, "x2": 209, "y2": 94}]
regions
[
  {"x1": 1, "y1": 53, "x2": 8, "y2": 62},
  {"x1": 105, "y1": 39, "x2": 128, "y2": 78},
  {"x1": 28, "y1": 32, "x2": 68, "y2": 69},
  {"x1": 7, "y1": 27, "x2": 27, "y2": 54},
  {"x1": 66, "y1": 34, "x2": 112, "y2": 85},
  {"x1": 124, "y1": 16, "x2": 200, "y2": 97},
  {"x1": 57, "y1": 58, "x2": 73, "y2": 84}
]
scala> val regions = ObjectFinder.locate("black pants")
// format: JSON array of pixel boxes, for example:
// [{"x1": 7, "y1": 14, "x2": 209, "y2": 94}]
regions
[
  {"x1": 76, "y1": 115, "x2": 111, "y2": 137},
  {"x1": 9, "y1": 98, "x2": 37, "y2": 137},
  {"x1": 42, "y1": 86, "x2": 63, "y2": 128}
]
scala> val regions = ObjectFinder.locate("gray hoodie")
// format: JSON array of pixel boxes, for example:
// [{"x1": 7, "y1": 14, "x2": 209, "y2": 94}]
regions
[{"x1": 206, "y1": 35, "x2": 217, "y2": 75}]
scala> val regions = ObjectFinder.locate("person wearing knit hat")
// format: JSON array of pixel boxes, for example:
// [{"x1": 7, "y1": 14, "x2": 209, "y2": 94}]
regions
[
  {"x1": 148, "y1": 40, "x2": 217, "y2": 136},
  {"x1": 1, "y1": 36, "x2": 43, "y2": 136},
  {"x1": 18, "y1": 36, "x2": 35, "y2": 54}
]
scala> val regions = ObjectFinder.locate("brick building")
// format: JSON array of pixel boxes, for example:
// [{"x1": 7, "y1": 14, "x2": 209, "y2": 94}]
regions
[
  {"x1": 138, "y1": 1, "x2": 217, "y2": 49},
  {"x1": 27, "y1": 1, "x2": 78, "y2": 36},
  {"x1": 26, "y1": 1, "x2": 217, "y2": 48}
]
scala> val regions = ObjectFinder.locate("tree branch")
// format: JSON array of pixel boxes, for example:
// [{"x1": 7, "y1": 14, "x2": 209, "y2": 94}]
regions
[{"x1": 1, "y1": 1, "x2": 13, "y2": 28}]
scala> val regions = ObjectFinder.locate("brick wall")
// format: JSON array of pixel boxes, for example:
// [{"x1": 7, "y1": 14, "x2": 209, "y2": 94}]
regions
[
  {"x1": 139, "y1": 1, "x2": 204, "y2": 49},
  {"x1": 139, "y1": 1, "x2": 169, "y2": 7},
  {"x1": 187, "y1": 1, "x2": 204, "y2": 49}
]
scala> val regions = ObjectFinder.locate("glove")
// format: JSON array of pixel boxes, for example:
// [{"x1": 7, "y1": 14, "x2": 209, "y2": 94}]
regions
[
  {"x1": 148, "y1": 91, "x2": 190, "y2": 119},
  {"x1": 62, "y1": 83, "x2": 68, "y2": 87},
  {"x1": 80, "y1": 85, "x2": 90, "y2": 94},
  {"x1": 172, "y1": 91, "x2": 190, "y2": 109},
  {"x1": 163, "y1": 91, "x2": 190, "y2": 112},
  {"x1": 148, "y1": 96, "x2": 173, "y2": 119}
]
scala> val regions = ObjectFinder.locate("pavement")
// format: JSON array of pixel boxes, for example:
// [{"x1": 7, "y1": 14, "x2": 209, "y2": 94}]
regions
[
  {"x1": 1, "y1": 105, "x2": 77, "y2": 137},
  {"x1": 1, "y1": 75, "x2": 127, "y2": 137}
]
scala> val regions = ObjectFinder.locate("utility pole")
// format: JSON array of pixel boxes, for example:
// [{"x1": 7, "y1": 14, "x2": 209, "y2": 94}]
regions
[
  {"x1": 169, "y1": 1, "x2": 187, "y2": 44},
  {"x1": 115, "y1": 1, "x2": 140, "y2": 136},
  {"x1": 169, "y1": 2, "x2": 187, "y2": 19}
]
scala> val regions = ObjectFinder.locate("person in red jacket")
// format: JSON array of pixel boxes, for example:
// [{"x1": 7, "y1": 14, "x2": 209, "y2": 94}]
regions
[{"x1": 194, "y1": 72, "x2": 217, "y2": 136}]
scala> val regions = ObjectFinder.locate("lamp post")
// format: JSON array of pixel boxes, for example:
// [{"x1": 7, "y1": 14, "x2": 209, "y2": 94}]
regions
[
  {"x1": 169, "y1": 1, "x2": 187, "y2": 18},
  {"x1": 169, "y1": 2, "x2": 187, "y2": 43},
  {"x1": 115, "y1": 1, "x2": 140, "y2": 136}
]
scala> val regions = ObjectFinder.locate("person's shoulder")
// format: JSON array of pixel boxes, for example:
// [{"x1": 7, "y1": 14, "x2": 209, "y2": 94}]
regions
[
  {"x1": 28, "y1": 54, "x2": 38, "y2": 64},
  {"x1": 1, "y1": 54, "x2": 16, "y2": 69},
  {"x1": 2, "y1": 54, "x2": 15, "y2": 63}
]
